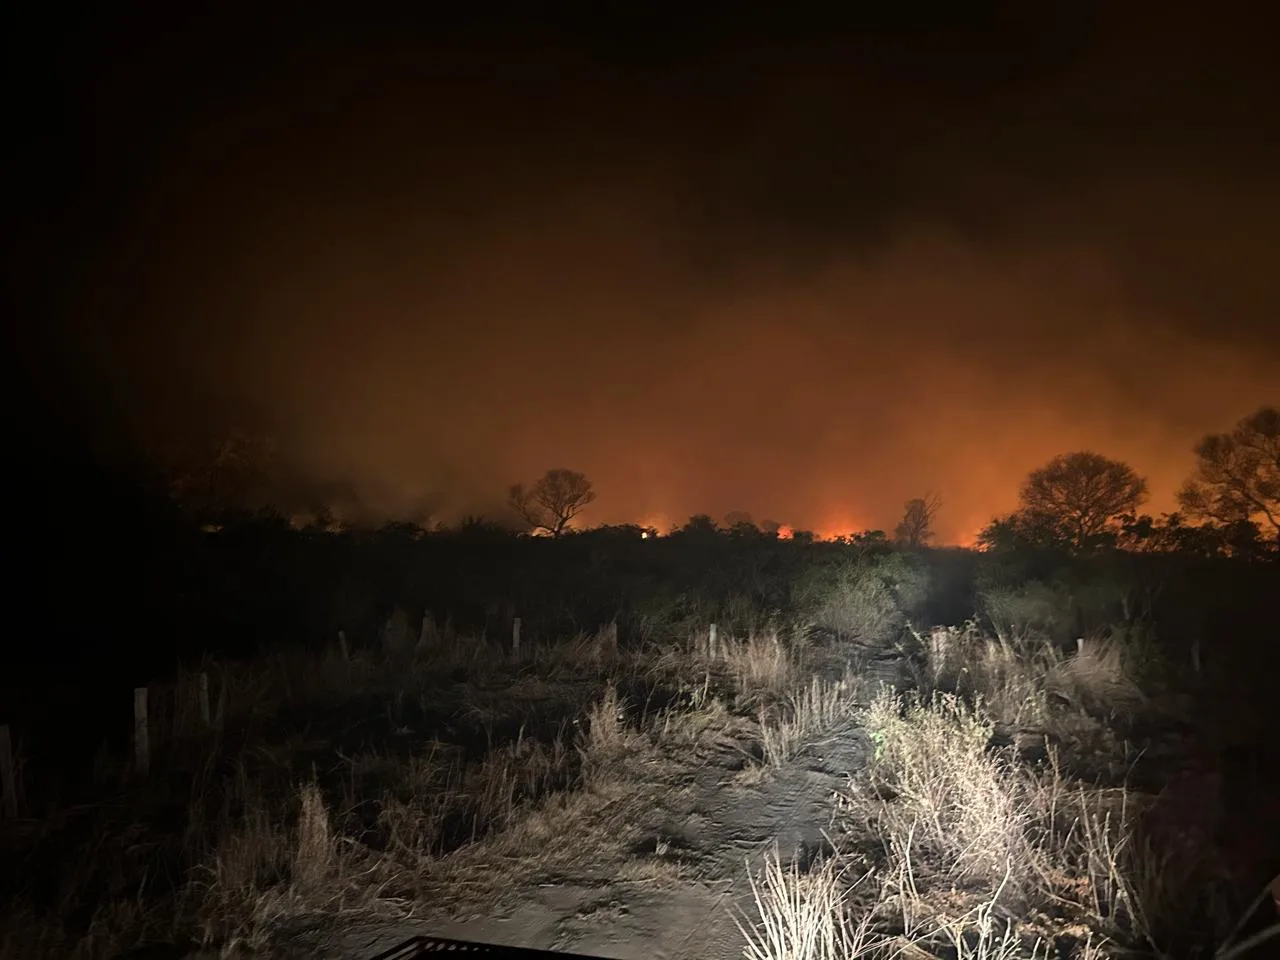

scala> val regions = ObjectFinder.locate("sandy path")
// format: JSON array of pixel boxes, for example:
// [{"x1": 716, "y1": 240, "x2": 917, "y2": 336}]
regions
[{"x1": 278, "y1": 718, "x2": 871, "y2": 960}]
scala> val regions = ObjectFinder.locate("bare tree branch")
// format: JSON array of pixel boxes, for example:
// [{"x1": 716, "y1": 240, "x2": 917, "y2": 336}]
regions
[
  {"x1": 1178, "y1": 406, "x2": 1280, "y2": 537},
  {"x1": 894, "y1": 493, "x2": 942, "y2": 547},
  {"x1": 507, "y1": 469, "x2": 596, "y2": 537}
]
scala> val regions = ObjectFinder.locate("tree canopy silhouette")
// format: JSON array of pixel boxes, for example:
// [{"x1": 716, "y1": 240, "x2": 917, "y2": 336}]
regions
[
  {"x1": 1014, "y1": 451, "x2": 1147, "y2": 550},
  {"x1": 508, "y1": 468, "x2": 596, "y2": 537},
  {"x1": 1178, "y1": 406, "x2": 1279, "y2": 540},
  {"x1": 894, "y1": 494, "x2": 941, "y2": 547}
]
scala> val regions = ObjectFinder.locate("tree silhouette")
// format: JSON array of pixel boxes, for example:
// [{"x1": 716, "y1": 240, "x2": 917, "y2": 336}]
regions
[
  {"x1": 1017, "y1": 451, "x2": 1147, "y2": 550},
  {"x1": 508, "y1": 468, "x2": 596, "y2": 537},
  {"x1": 677, "y1": 514, "x2": 719, "y2": 537},
  {"x1": 1178, "y1": 406, "x2": 1279, "y2": 540},
  {"x1": 721, "y1": 512, "x2": 757, "y2": 535},
  {"x1": 894, "y1": 494, "x2": 941, "y2": 547},
  {"x1": 978, "y1": 510, "x2": 1062, "y2": 553}
]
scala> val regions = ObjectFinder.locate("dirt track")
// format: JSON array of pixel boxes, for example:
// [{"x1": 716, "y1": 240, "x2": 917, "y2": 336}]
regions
[{"x1": 274, "y1": 718, "x2": 871, "y2": 960}]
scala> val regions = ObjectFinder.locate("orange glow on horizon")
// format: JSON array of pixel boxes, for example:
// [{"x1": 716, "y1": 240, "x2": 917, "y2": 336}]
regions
[
  {"x1": 66, "y1": 31, "x2": 1277, "y2": 560},
  {"x1": 637, "y1": 515, "x2": 671, "y2": 535},
  {"x1": 812, "y1": 513, "x2": 864, "y2": 541},
  {"x1": 129, "y1": 205, "x2": 1272, "y2": 550}
]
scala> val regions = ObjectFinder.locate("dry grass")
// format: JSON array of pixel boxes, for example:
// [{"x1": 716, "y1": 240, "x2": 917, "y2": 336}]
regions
[
  {"x1": 928, "y1": 875, "x2": 1056, "y2": 960},
  {"x1": 0, "y1": 625, "x2": 854, "y2": 956},
  {"x1": 652, "y1": 684, "x2": 741, "y2": 751},
  {"x1": 724, "y1": 630, "x2": 799, "y2": 707},
  {"x1": 909, "y1": 624, "x2": 1151, "y2": 760},
  {"x1": 734, "y1": 844, "x2": 883, "y2": 960},
  {"x1": 11, "y1": 612, "x2": 1267, "y2": 960},
  {"x1": 1044, "y1": 636, "x2": 1147, "y2": 721},
  {"x1": 911, "y1": 623, "x2": 1057, "y2": 727},
  {"x1": 759, "y1": 674, "x2": 860, "y2": 767},
  {"x1": 183, "y1": 681, "x2": 651, "y2": 948},
  {"x1": 743, "y1": 618, "x2": 1274, "y2": 960},
  {"x1": 859, "y1": 691, "x2": 1039, "y2": 896},
  {"x1": 187, "y1": 626, "x2": 858, "y2": 949},
  {"x1": 533, "y1": 623, "x2": 623, "y2": 674},
  {"x1": 719, "y1": 617, "x2": 1280, "y2": 960}
]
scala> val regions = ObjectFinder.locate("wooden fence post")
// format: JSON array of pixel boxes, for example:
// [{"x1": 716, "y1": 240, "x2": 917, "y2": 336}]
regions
[
  {"x1": 0, "y1": 725, "x2": 18, "y2": 819},
  {"x1": 134, "y1": 687, "x2": 150, "y2": 777},
  {"x1": 511, "y1": 617, "x2": 522, "y2": 659},
  {"x1": 708, "y1": 623, "x2": 718, "y2": 660}
]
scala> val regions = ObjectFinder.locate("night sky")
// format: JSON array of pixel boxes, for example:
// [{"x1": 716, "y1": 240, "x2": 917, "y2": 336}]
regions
[{"x1": 11, "y1": 3, "x2": 1279, "y2": 542}]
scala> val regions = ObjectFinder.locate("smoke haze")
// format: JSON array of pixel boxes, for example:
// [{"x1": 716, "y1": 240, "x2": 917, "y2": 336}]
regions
[{"x1": 15, "y1": 4, "x2": 1279, "y2": 541}]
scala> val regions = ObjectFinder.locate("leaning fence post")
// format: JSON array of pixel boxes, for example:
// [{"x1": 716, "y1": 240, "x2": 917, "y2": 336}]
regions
[
  {"x1": 511, "y1": 617, "x2": 522, "y2": 659},
  {"x1": 0, "y1": 725, "x2": 18, "y2": 819},
  {"x1": 708, "y1": 623, "x2": 718, "y2": 660},
  {"x1": 134, "y1": 687, "x2": 150, "y2": 777}
]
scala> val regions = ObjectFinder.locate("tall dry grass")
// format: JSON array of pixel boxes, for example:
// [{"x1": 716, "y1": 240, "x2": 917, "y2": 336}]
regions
[
  {"x1": 734, "y1": 844, "x2": 882, "y2": 960},
  {"x1": 176, "y1": 630, "x2": 837, "y2": 950},
  {"x1": 758, "y1": 674, "x2": 860, "y2": 767}
]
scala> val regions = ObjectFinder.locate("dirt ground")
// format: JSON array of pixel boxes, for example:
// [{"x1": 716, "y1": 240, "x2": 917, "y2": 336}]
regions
[{"x1": 270, "y1": 718, "x2": 871, "y2": 959}]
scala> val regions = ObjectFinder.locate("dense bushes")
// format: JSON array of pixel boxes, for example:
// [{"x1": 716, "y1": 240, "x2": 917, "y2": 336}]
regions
[
  {"x1": 8, "y1": 489, "x2": 1277, "y2": 711},
  {"x1": 162, "y1": 521, "x2": 936, "y2": 658}
]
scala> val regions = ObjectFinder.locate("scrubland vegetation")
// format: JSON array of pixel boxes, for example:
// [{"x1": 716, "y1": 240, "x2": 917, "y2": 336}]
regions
[
  {"x1": 5, "y1": 518, "x2": 1278, "y2": 959},
  {"x1": 4, "y1": 409, "x2": 1278, "y2": 958}
]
